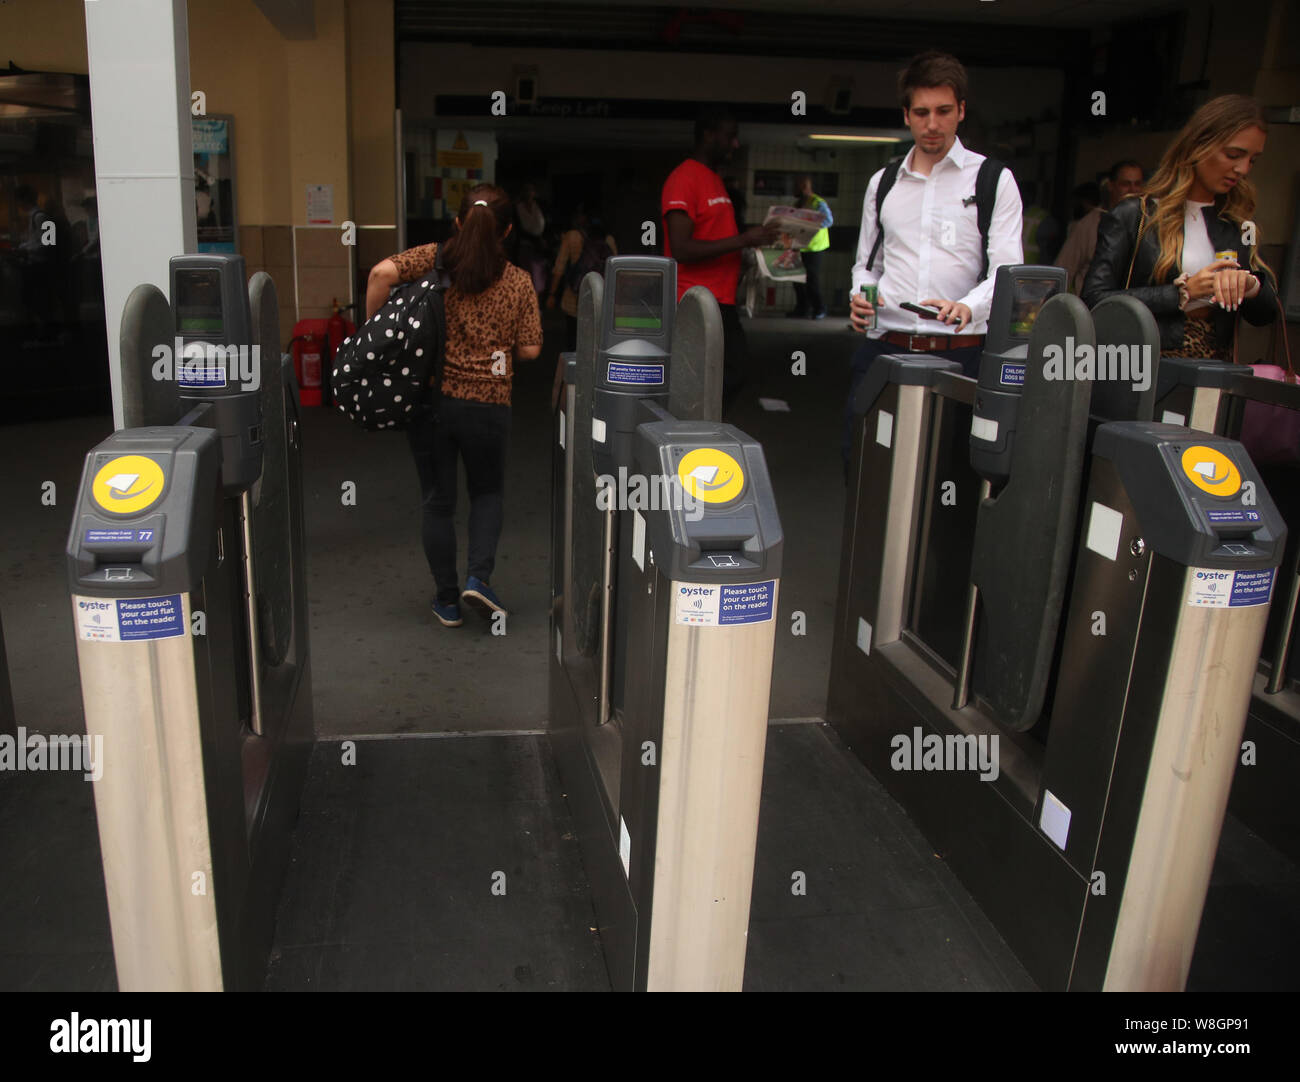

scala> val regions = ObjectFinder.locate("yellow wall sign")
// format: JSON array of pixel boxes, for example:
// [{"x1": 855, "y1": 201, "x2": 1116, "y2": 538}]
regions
[
  {"x1": 1180, "y1": 445, "x2": 1241, "y2": 497},
  {"x1": 91, "y1": 455, "x2": 166, "y2": 515},
  {"x1": 678, "y1": 448, "x2": 744, "y2": 504}
]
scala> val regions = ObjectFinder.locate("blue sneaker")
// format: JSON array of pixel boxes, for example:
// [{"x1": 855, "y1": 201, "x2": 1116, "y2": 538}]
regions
[
  {"x1": 432, "y1": 600, "x2": 463, "y2": 627},
  {"x1": 461, "y1": 576, "x2": 505, "y2": 617}
]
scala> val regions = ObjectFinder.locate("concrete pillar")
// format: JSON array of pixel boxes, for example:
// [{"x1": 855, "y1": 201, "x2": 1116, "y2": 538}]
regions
[{"x1": 84, "y1": 0, "x2": 196, "y2": 430}]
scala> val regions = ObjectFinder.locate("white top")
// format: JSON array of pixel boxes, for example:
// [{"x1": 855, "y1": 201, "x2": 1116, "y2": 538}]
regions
[
  {"x1": 851, "y1": 136, "x2": 1025, "y2": 338},
  {"x1": 1182, "y1": 200, "x2": 1217, "y2": 312},
  {"x1": 516, "y1": 200, "x2": 545, "y2": 238}
]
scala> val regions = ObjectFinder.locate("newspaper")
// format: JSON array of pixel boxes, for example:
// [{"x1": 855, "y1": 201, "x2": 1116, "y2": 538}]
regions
[
  {"x1": 752, "y1": 205, "x2": 824, "y2": 280},
  {"x1": 763, "y1": 205, "x2": 825, "y2": 248}
]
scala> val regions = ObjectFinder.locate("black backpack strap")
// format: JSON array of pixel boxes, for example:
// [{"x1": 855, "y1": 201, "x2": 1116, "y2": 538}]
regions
[
  {"x1": 425, "y1": 245, "x2": 450, "y2": 404},
  {"x1": 433, "y1": 242, "x2": 451, "y2": 290},
  {"x1": 974, "y1": 157, "x2": 1005, "y2": 282},
  {"x1": 865, "y1": 158, "x2": 903, "y2": 273}
]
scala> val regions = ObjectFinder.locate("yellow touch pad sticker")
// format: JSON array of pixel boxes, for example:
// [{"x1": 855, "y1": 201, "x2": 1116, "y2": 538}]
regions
[
  {"x1": 91, "y1": 454, "x2": 167, "y2": 515},
  {"x1": 1180, "y1": 445, "x2": 1240, "y2": 497},
  {"x1": 677, "y1": 448, "x2": 745, "y2": 505}
]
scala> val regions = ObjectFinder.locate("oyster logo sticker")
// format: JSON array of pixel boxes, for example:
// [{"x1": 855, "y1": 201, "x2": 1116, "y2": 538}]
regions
[
  {"x1": 677, "y1": 448, "x2": 744, "y2": 505},
  {"x1": 91, "y1": 455, "x2": 166, "y2": 515},
  {"x1": 1180, "y1": 446, "x2": 1240, "y2": 497}
]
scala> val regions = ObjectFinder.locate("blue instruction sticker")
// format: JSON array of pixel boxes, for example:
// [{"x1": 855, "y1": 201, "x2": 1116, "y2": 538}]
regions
[
  {"x1": 1206, "y1": 509, "x2": 1260, "y2": 524},
  {"x1": 1229, "y1": 568, "x2": 1274, "y2": 607},
  {"x1": 177, "y1": 361, "x2": 227, "y2": 389},
  {"x1": 1187, "y1": 567, "x2": 1274, "y2": 608},
  {"x1": 607, "y1": 362, "x2": 665, "y2": 386},
  {"x1": 85, "y1": 528, "x2": 156, "y2": 544},
  {"x1": 719, "y1": 580, "x2": 776, "y2": 625},
  {"x1": 73, "y1": 593, "x2": 186, "y2": 642},
  {"x1": 673, "y1": 580, "x2": 776, "y2": 626},
  {"x1": 999, "y1": 362, "x2": 1026, "y2": 387}
]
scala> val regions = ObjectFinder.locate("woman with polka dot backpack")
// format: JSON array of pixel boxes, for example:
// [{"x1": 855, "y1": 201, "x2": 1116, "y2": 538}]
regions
[{"x1": 358, "y1": 183, "x2": 544, "y2": 627}]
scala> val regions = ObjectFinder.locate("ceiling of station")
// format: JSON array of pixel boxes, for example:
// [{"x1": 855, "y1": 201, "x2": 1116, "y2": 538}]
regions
[{"x1": 396, "y1": 0, "x2": 1186, "y2": 61}]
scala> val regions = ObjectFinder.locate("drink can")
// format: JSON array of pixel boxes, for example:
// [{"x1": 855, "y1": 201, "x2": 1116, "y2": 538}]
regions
[{"x1": 860, "y1": 284, "x2": 878, "y2": 330}]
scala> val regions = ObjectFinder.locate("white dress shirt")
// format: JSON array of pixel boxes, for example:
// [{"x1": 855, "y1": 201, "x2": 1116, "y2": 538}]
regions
[{"x1": 850, "y1": 136, "x2": 1024, "y2": 338}]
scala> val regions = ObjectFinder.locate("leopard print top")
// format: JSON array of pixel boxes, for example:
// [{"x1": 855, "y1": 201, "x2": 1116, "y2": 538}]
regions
[{"x1": 388, "y1": 242, "x2": 543, "y2": 405}]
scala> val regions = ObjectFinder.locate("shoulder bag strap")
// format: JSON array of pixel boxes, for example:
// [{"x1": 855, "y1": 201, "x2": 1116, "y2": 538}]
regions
[{"x1": 1124, "y1": 197, "x2": 1149, "y2": 290}]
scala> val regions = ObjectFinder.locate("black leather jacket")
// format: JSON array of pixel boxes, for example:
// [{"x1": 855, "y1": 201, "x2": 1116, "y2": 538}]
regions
[{"x1": 1081, "y1": 196, "x2": 1277, "y2": 353}]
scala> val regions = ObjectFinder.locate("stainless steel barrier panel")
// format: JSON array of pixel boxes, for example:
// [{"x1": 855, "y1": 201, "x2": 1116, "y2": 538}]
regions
[
  {"x1": 827, "y1": 280, "x2": 1286, "y2": 990},
  {"x1": 68, "y1": 426, "x2": 229, "y2": 990},
  {"x1": 623, "y1": 422, "x2": 781, "y2": 990},
  {"x1": 67, "y1": 259, "x2": 311, "y2": 991},
  {"x1": 550, "y1": 258, "x2": 782, "y2": 990},
  {"x1": 1162, "y1": 359, "x2": 1300, "y2": 863}
]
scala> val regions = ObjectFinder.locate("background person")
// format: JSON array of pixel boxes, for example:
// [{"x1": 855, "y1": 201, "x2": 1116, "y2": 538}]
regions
[
  {"x1": 788, "y1": 173, "x2": 833, "y2": 319},
  {"x1": 1056, "y1": 160, "x2": 1143, "y2": 294},
  {"x1": 547, "y1": 205, "x2": 617, "y2": 351},
  {"x1": 662, "y1": 105, "x2": 779, "y2": 414},
  {"x1": 1082, "y1": 96, "x2": 1276, "y2": 361},
  {"x1": 513, "y1": 182, "x2": 548, "y2": 295},
  {"x1": 366, "y1": 184, "x2": 543, "y2": 628}
]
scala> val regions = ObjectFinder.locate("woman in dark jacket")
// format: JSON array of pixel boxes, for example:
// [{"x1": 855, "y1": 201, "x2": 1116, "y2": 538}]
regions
[{"x1": 1082, "y1": 95, "x2": 1277, "y2": 359}]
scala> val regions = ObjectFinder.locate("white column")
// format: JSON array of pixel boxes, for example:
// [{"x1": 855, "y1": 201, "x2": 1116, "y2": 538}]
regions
[{"x1": 85, "y1": 0, "x2": 196, "y2": 431}]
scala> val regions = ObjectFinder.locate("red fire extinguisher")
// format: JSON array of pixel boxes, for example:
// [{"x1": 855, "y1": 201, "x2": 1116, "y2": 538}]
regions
[
  {"x1": 289, "y1": 301, "x2": 357, "y2": 408},
  {"x1": 327, "y1": 298, "x2": 348, "y2": 359},
  {"x1": 288, "y1": 321, "x2": 328, "y2": 407}
]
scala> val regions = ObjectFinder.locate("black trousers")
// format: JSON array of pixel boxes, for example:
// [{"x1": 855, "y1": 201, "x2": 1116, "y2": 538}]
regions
[
  {"x1": 406, "y1": 396, "x2": 510, "y2": 605},
  {"x1": 842, "y1": 336, "x2": 983, "y2": 472},
  {"x1": 719, "y1": 302, "x2": 748, "y2": 414},
  {"x1": 793, "y1": 249, "x2": 825, "y2": 315}
]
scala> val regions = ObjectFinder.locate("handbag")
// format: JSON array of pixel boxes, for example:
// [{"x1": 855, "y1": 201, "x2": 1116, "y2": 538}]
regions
[{"x1": 1234, "y1": 288, "x2": 1299, "y2": 466}]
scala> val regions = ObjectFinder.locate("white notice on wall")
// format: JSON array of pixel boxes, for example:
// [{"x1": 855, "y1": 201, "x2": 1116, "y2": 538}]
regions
[{"x1": 306, "y1": 184, "x2": 334, "y2": 225}]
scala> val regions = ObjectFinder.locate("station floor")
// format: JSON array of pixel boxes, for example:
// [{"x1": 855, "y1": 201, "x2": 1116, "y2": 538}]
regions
[{"x1": 1, "y1": 310, "x2": 1297, "y2": 990}]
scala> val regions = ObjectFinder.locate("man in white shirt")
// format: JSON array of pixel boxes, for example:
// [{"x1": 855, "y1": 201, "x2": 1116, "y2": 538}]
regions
[{"x1": 844, "y1": 51, "x2": 1024, "y2": 469}]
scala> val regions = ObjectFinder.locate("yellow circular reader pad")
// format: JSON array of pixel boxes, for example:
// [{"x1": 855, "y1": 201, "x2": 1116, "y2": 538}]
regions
[
  {"x1": 91, "y1": 454, "x2": 167, "y2": 515},
  {"x1": 677, "y1": 447, "x2": 745, "y2": 505},
  {"x1": 1180, "y1": 445, "x2": 1241, "y2": 498}
]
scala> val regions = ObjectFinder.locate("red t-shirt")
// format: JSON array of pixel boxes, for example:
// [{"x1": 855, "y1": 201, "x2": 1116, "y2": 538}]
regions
[{"x1": 661, "y1": 158, "x2": 741, "y2": 305}]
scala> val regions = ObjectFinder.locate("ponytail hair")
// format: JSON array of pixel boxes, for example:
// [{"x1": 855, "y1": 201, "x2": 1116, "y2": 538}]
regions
[{"x1": 440, "y1": 184, "x2": 512, "y2": 295}]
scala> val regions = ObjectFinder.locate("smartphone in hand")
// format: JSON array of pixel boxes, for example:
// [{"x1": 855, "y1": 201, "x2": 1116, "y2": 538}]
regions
[{"x1": 900, "y1": 301, "x2": 942, "y2": 320}]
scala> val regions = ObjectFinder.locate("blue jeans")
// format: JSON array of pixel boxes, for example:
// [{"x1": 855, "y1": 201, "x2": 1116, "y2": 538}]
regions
[{"x1": 841, "y1": 336, "x2": 984, "y2": 472}]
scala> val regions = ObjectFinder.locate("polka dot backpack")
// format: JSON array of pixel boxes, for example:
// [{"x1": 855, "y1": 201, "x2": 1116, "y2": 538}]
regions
[{"x1": 331, "y1": 252, "x2": 449, "y2": 431}]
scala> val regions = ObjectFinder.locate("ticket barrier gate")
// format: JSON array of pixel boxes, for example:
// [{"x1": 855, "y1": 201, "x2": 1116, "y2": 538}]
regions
[
  {"x1": 1153, "y1": 356, "x2": 1300, "y2": 863},
  {"x1": 65, "y1": 255, "x2": 312, "y2": 991},
  {"x1": 827, "y1": 266, "x2": 1286, "y2": 990},
  {"x1": 550, "y1": 257, "x2": 783, "y2": 991}
]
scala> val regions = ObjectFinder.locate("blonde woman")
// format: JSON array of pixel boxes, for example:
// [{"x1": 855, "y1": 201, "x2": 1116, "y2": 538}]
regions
[{"x1": 1082, "y1": 95, "x2": 1277, "y2": 359}]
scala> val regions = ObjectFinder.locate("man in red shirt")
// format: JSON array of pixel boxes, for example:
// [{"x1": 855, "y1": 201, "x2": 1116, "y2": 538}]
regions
[{"x1": 662, "y1": 106, "x2": 778, "y2": 412}]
